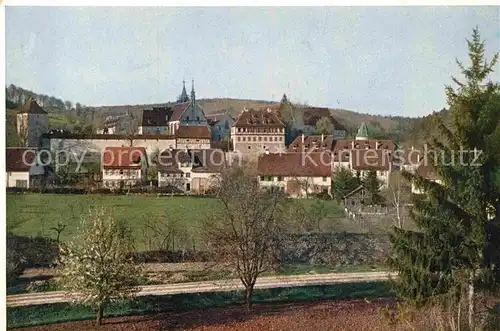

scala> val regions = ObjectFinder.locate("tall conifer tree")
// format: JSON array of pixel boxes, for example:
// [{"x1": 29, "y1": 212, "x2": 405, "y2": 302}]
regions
[{"x1": 388, "y1": 28, "x2": 500, "y2": 328}]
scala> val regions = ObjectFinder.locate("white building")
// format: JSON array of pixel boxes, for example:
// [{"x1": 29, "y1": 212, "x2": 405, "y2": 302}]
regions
[
  {"x1": 16, "y1": 97, "x2": 49, "y2": 147},
  {"x1": 257, "y1": 152, "x2": 332, "y2": 198},
  {"x1": 102, "y1": 147, "x2": 148, "y2": 189},
  {"x1": 206, "y1": 111, "x2": 234, "y2": 142}
]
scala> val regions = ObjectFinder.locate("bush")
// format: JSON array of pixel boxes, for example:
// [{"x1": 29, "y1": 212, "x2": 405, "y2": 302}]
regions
[{"x1": 7, "y1": 235, "x2": 59, "y2": 269}]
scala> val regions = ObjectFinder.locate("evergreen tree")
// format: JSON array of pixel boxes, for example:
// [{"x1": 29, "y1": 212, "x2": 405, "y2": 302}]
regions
[
  {"x1": 362, "y1": 170, "x2": 384, "y2": 205},
  {"x1": 388, "y1": 28, "x2": 500, "y2": 329},
  {"x1": 332, "y1": 167, "x2": 361, "y2": 202}
]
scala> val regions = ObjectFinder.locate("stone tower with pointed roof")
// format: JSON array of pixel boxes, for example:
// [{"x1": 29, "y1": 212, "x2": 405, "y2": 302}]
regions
[
  {"x1": 355, "y1": 122, "x2": 369, "y2": 140},
  {"x1": 16, "y1": 97, "x2": 49, "y2": 147},
  {"x1": 177, "y1": 80, "x2": 190, "y2": 103}
]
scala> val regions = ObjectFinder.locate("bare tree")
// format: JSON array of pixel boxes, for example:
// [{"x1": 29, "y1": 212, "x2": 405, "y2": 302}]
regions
[
  {"x1": 203, "y1": 166, "x2": 288, "y2": 310},
  {"x1": 385, "y1": 172, "x2": 411, "y2": 229},
  {"x1": 16, "y1": 115, "x2": 29, "y2": 147}
]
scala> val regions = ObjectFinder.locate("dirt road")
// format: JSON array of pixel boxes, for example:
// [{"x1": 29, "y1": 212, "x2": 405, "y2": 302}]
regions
[{"x1": 7, "y1": 271, "x2": 396, "y2": 307}]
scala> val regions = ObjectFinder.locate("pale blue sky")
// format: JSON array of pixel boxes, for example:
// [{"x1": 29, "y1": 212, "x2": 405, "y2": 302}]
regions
[{"x1": 5, "y1": 6, "x2": 500, "y2": 117}]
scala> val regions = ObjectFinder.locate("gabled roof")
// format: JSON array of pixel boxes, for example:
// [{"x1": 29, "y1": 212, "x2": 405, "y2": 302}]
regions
[
  {"x1": 17, "y1": 97, "x2": 47, "y2": 115},
  {"x1": 257, "y1": 152, "x2": 332, "y2": 177},
  {"x1": 175, "y1": 126, "x2": 211, "y2": 139},
  {"x1": 233, "y1": 108, "x2": 285, "y2": 128},
  {"x1": 6, "y1": 148, "x2": 37, "y2": 172},
  {"x1": 103, "y1": 147, "x2": 147, "y2": 169},
  {"x1": 141, "y1": 107, "x2": 172, "y2": 127},
  {"x1": 170, "y1": 102, "x2": 192, "y2": 121},
  {"x1": 287, "y1": 135, "x2": 334, "y2": 152}
]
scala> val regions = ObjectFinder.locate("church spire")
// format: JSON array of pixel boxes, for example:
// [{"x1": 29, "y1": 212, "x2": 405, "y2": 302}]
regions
[
  {"x1": 177, "y1": 80, "x2": 189, "y2": 103},
  {"x1": 190, "y1": 79, "x2": 195, "y2": 102}
]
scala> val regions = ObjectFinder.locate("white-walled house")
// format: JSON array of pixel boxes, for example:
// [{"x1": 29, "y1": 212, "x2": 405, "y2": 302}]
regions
[
  {"x1": 257, "y1": 152, "x2": 332, "y2": 197},
  {"x1": 102, "y1": 147, "x2": 148, "y2": 189},
  {"x1": 16, "y1": 97, "x2": 49, "y2": 147},
  {"x1": 175, "y1": 126, "x2": 212, "y2": 150},
  {"x1": 157, "y1": 149, "x2": 226, "y2": 193},
  {"x1": 6, "y1": 148, "x2": 37, "y2": 188}
]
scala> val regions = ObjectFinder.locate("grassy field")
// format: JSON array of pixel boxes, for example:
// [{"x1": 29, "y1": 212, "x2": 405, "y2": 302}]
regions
[
  {"x1": 6, "y1": 194, "x2": 346, "y2": 251},
  {"x1": 7, "y1": 281, "x2": 393, "y2": 329}
]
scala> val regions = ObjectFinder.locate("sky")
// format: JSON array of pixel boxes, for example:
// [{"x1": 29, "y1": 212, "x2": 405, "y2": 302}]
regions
[{"x1": 5, "y1": 6, "x2": 500, "y2": 117}]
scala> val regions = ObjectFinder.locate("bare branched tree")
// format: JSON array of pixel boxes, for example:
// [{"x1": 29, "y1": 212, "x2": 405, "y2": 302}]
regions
[
  {"x1": 203, "y1": 166, "x2": 288, "y2": 310},
  {"x1": 385, "y1": 172, "x2": 411, "y2": 229}
]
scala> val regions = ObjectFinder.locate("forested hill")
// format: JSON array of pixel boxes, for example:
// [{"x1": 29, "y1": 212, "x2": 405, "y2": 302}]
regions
[{"x1": 5, "y1": 84, "x2": 448, "y2": 147}]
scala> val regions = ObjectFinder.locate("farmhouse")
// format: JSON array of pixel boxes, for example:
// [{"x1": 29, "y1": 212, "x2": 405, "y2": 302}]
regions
[
  {"x1": 6, "y1": 147, "x2": 51, "y2": 188},
  {"x1": 102, "y1": 147, "x2": 148, "y2": 189},
  {"x1": 231, "y1": 107, "x2": 286, "y2": 155},
  {"x1": 257, "y1": 152, "x2": 332, "y2": 197}
]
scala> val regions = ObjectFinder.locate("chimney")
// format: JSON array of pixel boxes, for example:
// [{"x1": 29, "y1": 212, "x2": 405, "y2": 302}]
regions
[
  {"x1": 302, "y1": 134, "x2": 305, "y2": 144},
  {"x1": 265, "y1": 149, "x2": 270, "y2": 155},
  {"x1": 321, "y1": 134, "x2": 324, "y2": 143},
  {"x1": 376, "y1": 141, "x2": 380, "y2": 149},
  {"x1": 351, "y1": 141, "x2": 355, "y2": 149},
  {"x1": 411, "y1": 145, "x2": 414, "y2": 150}
]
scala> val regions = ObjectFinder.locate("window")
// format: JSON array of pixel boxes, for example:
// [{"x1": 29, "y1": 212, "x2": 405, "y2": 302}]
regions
[
  {"x1": 181, "y1": 173, "x2": 184, "y2": 177},
  {"x1": 120, "y1": 170, "x2": 124, "y2": 175},
  {"x1": 242, "y1": 137, "x2": 246, "y2": 142},
  {"x1": 248, "y1": 146, "x2": 251, "y2": 149},
  {"x1": 322, "y1": 176, "x2": 327, "y2": 182},
  {"x1": 253, "y1": 137, "x2": 256, "y2": 141},
  {"x1": 186, "y1": 173, "x2": 191, "y2": 178},
  {"x1": 16, "y1": 180, "x2": 28, "y2": 188},
  {"x1": 237, "y1": 137, "x2": 241, "y2": 141},
  {"x1": 277, "y1": 176, "x2": 283, "y2": 181},
  {"x1": 260, "y1": 176, "x2": 265, "y2": 181},
  {"x1": 258, "y1": 137, "x2": 262, "y2": 141},
  {"x1": 186, "y1": 116, "x2": 190, "y2": 121},
  {"x1": 264, "y1": 137, "x2": 267, "y2": 141},
  {"x1": 197, "y1": 116, "x2": 200, "y2": 121}
]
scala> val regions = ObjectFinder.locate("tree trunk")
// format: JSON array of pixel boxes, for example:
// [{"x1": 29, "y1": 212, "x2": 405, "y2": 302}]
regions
[
  {"x1": 245, "y1": 285, "x2": 254, "y2": 311},
  {"x1": 468, "y1": 272, "x2": 475, "y2": 330},
  {"x1": 96, "y1": 303, "x2": 104, "y2": 325}
]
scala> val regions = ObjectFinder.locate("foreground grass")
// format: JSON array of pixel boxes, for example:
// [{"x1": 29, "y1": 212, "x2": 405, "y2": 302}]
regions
[
  {"x1": 6, "y1": 194, "x2": 345, "y2": 250},
  {"x1": 7, "y1": 281, "x2": 393, "y2": 329}
]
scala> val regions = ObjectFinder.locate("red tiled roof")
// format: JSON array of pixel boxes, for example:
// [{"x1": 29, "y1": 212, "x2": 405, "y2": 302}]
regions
[
  {"x1": 233, "y1": 108, "x2": 285, "y2": 128},
  {"x1": 103, "y1": 147, "x2": 147, "y2": 169},
  {"x1": 6, "y1": 148, "x2": 37, "y2": 172},
  {"x1": 17, "y1": 97, "x2": 47, "y2": 115},
  {"x1": 257, "y1": 152, "x2": 332, "y2": 177},
  {"x1": 169, "y1": 102, "x2": 191, "y2": 121},
  {"x1": 175, "y1": 126, "x2": 211, "y2": 139},
  {"x1": 332, "y1": 139, "x2": 395, "y2": 151},
  {"x1": 350, "y1": 149, "x2": 392, "y2": 171},
  {"x1": 288, "y1": 135, "x2": 334, "y2": 152}
]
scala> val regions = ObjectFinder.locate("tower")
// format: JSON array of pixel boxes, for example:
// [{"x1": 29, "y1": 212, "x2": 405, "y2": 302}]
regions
[
  {"x1": 190, "y1": 79, "x2": 196, "y2": 123},
  {"x1": 355, "y1": 122, "x2": 369, "y2": 141},
  {"x1": 16, "y1": 97, "x2": 49, "y2": 147},
  {"x1": 177, "y1": 80, "x2": 189, "y2": 103}
]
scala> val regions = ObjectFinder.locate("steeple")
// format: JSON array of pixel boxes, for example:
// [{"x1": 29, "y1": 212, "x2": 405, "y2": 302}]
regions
[
  {"x1": 190, "y1": 79, "x2": 196, "y2": 102},
  {"x1": 177, "y1": 80, "x2": 189, "y2": 103},
  {"x1": 355, "y1": 122, "x2": 369, "y2": 140}
]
